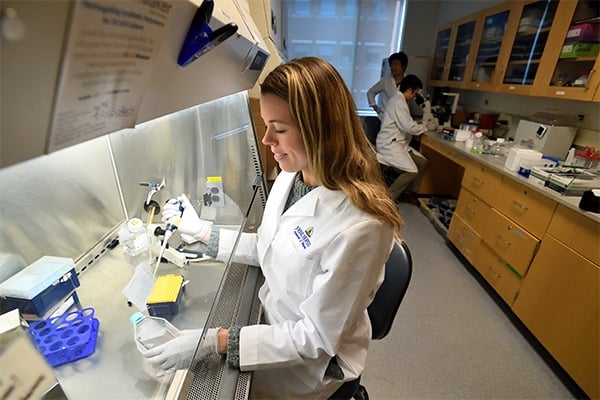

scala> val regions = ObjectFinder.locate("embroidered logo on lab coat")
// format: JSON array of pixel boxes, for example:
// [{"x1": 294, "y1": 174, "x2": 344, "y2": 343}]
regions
[{"x1": 293, "y1": 225, "x2": 312, "y2": 249}]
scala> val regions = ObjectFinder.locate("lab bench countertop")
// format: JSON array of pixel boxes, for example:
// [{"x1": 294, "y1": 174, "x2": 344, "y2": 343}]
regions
[
  {"x1": 423, "y1": 132, "x2": 600, "y2": 224},
  {"x1": 51, "y1": 241, "x2": 226, "y2": 399}
]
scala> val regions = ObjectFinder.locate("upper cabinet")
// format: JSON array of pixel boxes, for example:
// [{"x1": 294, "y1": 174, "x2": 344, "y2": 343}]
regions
[
  {"x1": 468, "y1": 3, "x2": 520, "y2": 91},
  {"x1": 497, "y1": 0, "x2": 560, "y2": 96},
  {"x1": 430, "y1": 15, "x2": 479, "y2": 88},
  {"x1": 429, "y1": 0, "x2": 600, "y2": 102},
  {"x1": 537, "y1": 0, "x2": 600, "y2": 101},
  {"x1": 448, "y1": 18, "x2": 477, "y2": 87},
  {"x1": 430, "y1": 25, "x2": 453, "y2": 84}
]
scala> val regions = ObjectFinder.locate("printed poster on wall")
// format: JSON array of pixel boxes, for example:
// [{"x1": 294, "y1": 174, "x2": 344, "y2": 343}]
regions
[{"x1": 46, "y1": 0, "x2": 173, "y2": 153}]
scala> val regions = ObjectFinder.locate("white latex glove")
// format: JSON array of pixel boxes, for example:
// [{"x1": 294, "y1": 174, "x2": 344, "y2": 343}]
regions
[
  {"x1": 144, "y1": 328, "x2": 219, "y2": 371},
  {"x1": 426, "y1": 121, "x2": 439, "y2": 131},
  {"x1": 162, "y1": 194, "x2": 212, "y2": 243}
]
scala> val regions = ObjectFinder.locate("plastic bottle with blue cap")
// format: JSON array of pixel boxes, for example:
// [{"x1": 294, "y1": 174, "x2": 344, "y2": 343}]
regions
[{"x1": 129, "y1": 312, "x2": 181, "y2": 378}]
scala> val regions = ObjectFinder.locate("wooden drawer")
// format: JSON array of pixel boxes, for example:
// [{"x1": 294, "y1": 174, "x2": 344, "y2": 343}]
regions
[
  {"x1": 482, "y1": 208, "x2": 539, "y2": 277},
  {"x1": 421, "y1": 135, "x2": 470, "y2": 167},
  {"x1": 547, "y1": 204, "x2": 600, "y2": 265},
  {"x1": 454, "y1": 187, "x2": 491, "y2": 233},
  {"x1": 447, "y1": 213, "x2": 481, "y2": 266},
  {"x1": 474, "y1": 243, "x2": 522, "y2": 306},
  {"x1": 513, "y1": 235, "x2": 599, "y2": 399},
  {"x1": 462, "y1": 163, "x2": 502, "y2": 205},
  {"x1": 495, "y1": 178, "x2": 557, "y2": 239}
]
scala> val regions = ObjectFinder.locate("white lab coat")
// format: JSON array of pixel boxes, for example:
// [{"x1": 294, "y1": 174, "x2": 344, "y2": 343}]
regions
[
  {"x1": 366, "y1": 76, "x2": 398, "y2": 117},
  {"x1": 376, "y1": 92, "x2": 428, "y2": 173},
  {"x1": 215, "y1": 171, "x2": 393, "y2": 399}
]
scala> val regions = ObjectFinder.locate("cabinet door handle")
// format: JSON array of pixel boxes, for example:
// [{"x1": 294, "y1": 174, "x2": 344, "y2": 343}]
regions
[
  {"x1": 512, "y1": 199, "x2": 528, "y2": 211},
  {"x1": 473, "y1": 176, "x2": 484, "y2": 186},
  {"x1": 488, "y1": 266, "x2": 501, "y2": 280},
  {"x1": 496, "y1": 234, "x2": 511, "y2": 247}
]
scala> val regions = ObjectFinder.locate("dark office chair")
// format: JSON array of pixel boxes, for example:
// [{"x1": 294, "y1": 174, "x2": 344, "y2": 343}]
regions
[{"x1": 330, "y1": 241, "x2": 413, "y2": 400}]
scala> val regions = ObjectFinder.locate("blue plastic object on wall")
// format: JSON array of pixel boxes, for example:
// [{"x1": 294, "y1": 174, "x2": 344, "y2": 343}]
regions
[{"x1": 177, "y1": 0, "x2": 238, "y2": 67}]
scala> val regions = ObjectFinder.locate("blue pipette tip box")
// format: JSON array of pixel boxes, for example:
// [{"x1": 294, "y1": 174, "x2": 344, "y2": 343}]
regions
[{"x1": 0, "y1": 256, "x2": 80, "y2": 318}]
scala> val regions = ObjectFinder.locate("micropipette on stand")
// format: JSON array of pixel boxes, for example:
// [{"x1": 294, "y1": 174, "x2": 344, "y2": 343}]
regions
[{"x1": 154, "y1": 199, "x2": 184, "y2": 275}]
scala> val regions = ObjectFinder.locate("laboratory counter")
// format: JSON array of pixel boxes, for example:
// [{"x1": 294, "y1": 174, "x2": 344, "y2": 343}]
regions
[
  {"x1": 419, "y1": 131, "x2": 600, "y2": 224},
  {"x1": 418, "y1": 132, "x2": 599, "y2": 399}
]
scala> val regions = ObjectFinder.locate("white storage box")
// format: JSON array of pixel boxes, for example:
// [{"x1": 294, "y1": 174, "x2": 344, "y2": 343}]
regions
[{"x1": 505, "y1": 148, "x2": 543, "y2": 171}]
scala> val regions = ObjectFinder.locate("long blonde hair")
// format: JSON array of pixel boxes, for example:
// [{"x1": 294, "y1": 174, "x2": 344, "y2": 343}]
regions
[{"x1": 261, "y1": 57, "x2": 403, "y2": 238}]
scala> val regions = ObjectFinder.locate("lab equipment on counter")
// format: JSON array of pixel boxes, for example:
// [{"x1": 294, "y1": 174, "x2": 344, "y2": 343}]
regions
[
  {"x1": 505, "y1": 148, "x2": 543, "y2": 171},
  {"x1": 529, "y1": 166, "x2": 600, "y2": 196},
  {"x1": 579, "y1": 189, "x2": 600, "y2": 213},
  {"x1": 146, "y1": 274, "x2": 185, "y2": 318},
  {"x1": 28, "y1": 307, "x2": 99, "y2": 367},
  {"x1": 118, "y1": 218, "x2": 151, "y2": 267},
  {"x1": 513, "y1": 118, "x2": 577, "y2": 159},
  {"x1": 0, "y1": 256, "x2": 80, "y2": 319}
]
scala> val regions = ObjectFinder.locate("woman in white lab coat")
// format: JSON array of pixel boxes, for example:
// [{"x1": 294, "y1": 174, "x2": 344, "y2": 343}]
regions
[{"x1": 147, "y1": 57, "x2": 404, "y2": 399}]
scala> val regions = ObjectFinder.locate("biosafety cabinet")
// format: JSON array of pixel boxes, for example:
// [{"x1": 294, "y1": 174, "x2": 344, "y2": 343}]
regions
[{"x1": 0, "y1": 1, "x2": 272, "y2": 399}]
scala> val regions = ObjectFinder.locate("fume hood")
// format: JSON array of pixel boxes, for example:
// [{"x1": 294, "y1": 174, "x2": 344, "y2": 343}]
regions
[{"x1": 0, "y1": 0, "x2": 270, "y2": 398}]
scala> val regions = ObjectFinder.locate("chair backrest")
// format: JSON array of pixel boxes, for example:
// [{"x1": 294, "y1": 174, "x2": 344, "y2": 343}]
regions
[{"x1": 368, "y1": 241, "x2": 413, "y2": 340}]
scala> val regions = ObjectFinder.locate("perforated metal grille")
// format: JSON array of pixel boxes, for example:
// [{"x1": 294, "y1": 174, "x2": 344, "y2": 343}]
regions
[{"x1": 186, "y1": 262, "x2": 262, "y2": 400}]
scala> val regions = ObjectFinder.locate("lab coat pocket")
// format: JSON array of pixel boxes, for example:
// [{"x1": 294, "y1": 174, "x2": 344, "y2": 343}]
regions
[{"x1": 271, "y1": 228, "x2": 320, "y2": 300}]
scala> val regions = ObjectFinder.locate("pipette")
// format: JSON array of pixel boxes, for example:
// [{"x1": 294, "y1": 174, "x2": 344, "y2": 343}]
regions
[{"x1": 154, "y1": 199, "x2": 184, "y2": 275}]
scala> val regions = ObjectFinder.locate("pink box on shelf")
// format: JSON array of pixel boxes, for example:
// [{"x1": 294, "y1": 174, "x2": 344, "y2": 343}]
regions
[{"x1": 565, "y1": 23, "x2": 599, "y2": 42}]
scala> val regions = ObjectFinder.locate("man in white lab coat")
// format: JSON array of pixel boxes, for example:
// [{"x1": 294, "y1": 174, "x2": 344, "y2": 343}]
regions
[
  {"x1": 376, "y1": 74, "x2": 437, "y2": 202},
  {"x1": 366, "y1": 52, "x2": 408, "y2": 118}
]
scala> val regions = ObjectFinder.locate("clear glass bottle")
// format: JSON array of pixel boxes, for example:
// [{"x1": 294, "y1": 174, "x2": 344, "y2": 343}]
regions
[
  {"x1": 118, "y1": 218, "x2": 150, "y2": 267},
  {"x1": 471, "y1": 132, "x2": 485, "y2": 154}
]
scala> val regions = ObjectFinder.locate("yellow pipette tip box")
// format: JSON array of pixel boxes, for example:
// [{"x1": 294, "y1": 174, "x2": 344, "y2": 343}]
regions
[{"x1": 146, "y1": 274, "x2": 184, "y2": 317}]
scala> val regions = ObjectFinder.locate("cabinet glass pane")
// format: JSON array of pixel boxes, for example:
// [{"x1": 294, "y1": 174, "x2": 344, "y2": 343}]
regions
[
  {"x1": 471, "y1": 10, "x2": 510, "y2": 83},
  {"x1": 548, "y1": 0, "x2": 599, "y2": 88},
  {"x1": 431, "y1": 28, "x2": 451, "y2": 80},
  {"x1": 449, "y1": 20, "x2": 476, "y2": 82},
  {"x1": 503, "y1": 0, "x2": 559, "y2": 85}
]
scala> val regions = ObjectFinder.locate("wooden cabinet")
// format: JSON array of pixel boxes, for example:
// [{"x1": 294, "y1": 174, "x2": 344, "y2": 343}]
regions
[
  {"x1": 547, "y1": 204, "x2": 600, "y2": 265},
  {"x1": 513, "y1": 234, "x2": 599, "y2": 399},
  {"x1": 430, "y1": 0, "x2": 600, "y2": 102},
  {"x1": 467, "y1": 3, "x2": 520, "y2": 91},
  {"x1": 497, "y1": 0, "x2": 562, "y2": 95},
  {"x1": 423, "y1": 135, "x2": 599, "y2": 398},
  {"x1": 447, "y1": 213, "x2": 482, "y2": 265},
  {"x1": 474, "y1": 242, "x2": 522, "y2": 305},
  {"x1": 430, "y1": 14, "x2": 479, "y2": 88},
  {"x1": 495, "y1": 177, "x2": 557, "y2": 238},
  {"x1": 461, "y1": 162, "x2": 503, "y2": 205},
  {"x1": 482, "y1": 208, "x2": 540, "y2": 277},
  {"x1": 537, "y1": 0, "x2": 600, "y2": 101},
  {"x1": 417, "y1": 136, "x2": 466, "y2": 197},
  {"x1": 454, "y1": 187, "x2": 491, "y2": 231},
  {"x1": 430, "y1": 25, "x2": 453, "y2": 85}
]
